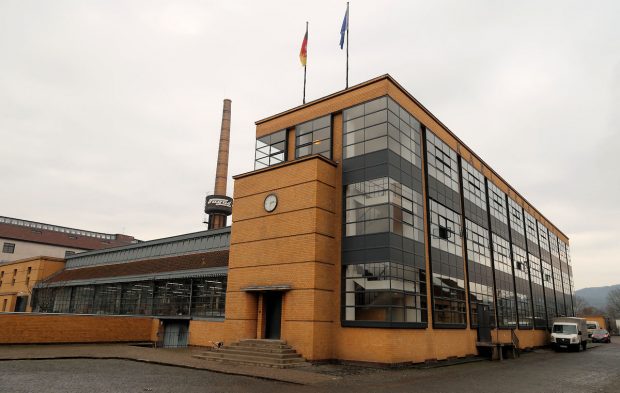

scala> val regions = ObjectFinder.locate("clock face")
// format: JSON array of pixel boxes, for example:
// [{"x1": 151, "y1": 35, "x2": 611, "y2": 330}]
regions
[{"x1": 264, "y1": 194, "x2": 278, "y2": 212}]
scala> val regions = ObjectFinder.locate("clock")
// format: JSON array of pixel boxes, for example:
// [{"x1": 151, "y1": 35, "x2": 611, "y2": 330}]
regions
[{"x1": 264, "y1": 194, "x2": 278, "y2": 212}]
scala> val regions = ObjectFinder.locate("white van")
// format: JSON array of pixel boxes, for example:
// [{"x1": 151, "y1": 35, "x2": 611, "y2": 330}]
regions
[
  {"x1": 550, "y1": 317, "x2": 588, "y2": 351},
  {"x1": 586, "y1": 321, "x2": 600, "y2": 338}
]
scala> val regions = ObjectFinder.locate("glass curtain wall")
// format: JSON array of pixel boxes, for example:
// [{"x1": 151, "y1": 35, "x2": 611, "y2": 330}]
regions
[
  {"x1": 524, "y1": 211, "x2": 547, "y2": 328},
  {"x1": 341, "y1": 96, "x2": 427, "y2": 327},
  {"x1": 425, "y1": 130, "x2": 466, "y2": 327},
  {"x1": 461, "y1": 160, "x2": 495, "y2": 327},
  {"x1": 487, "y1": 182, "x2": 518, "y2": 328},
  {"x1": 538, "y1": 222, "x2": 557, "y2": 326},
  {"x1": 548, "y1": 232, "x2": 566, "y2": 316},
  {"x1": 32, "y1": 276, "x2": 227, "y2": 318}
]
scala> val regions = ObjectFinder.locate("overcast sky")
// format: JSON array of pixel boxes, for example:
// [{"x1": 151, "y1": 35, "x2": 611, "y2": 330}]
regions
[{"x1": 0, "y1": 1, "x2": 618, "y2": 289}]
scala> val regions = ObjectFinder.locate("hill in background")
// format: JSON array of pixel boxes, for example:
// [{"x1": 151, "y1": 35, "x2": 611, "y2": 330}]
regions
[{"x1": 576, "y1": 284, "x2": 620, "y2": 310}]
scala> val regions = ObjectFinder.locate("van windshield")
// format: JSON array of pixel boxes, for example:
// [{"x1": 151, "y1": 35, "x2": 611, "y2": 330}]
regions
[{"x1": 553, "y1": 324, "x2": 577, "y2": 334}]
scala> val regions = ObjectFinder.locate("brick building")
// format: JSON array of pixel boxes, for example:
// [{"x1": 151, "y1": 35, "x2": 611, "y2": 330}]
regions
[
  {"x1": 0, "y1": 216, "x2": 137, "y2": 263},
  {"x1": 28, "y1": 75, "x2": 576, "y2": 363}
]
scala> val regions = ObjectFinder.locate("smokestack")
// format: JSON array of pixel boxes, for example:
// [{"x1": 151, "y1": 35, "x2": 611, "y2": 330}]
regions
[{"x1": 204, "y1": 99, "x2": 233, "y2": 229}]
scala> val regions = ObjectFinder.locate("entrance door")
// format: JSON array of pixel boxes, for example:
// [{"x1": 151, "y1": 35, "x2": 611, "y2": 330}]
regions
[
  {"x1": 162, "y1": 320, "x2": 189, "y2": 348},
  {"x1": 264, "y1": 292, "x2": 282, "y2": 340},
  {"x1": 477, "y1": 304, "x2": 492, "y2": 343},
  {"x1": 14, "y1": 296, "x2": 28, "y2": 312}
]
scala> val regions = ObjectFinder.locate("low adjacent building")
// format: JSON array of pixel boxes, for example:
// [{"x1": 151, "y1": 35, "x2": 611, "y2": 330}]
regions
[
  {"x1": 0, "y1": 216, "x2": 137, "y2": 263},
  {"x1": 0, "y1": 256, "x2": 66, "y2": 312}
]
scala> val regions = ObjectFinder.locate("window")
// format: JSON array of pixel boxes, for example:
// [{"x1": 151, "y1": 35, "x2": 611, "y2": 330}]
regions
[
  {"x1": 507, "y1": 198, "x2": 525, "y2": 236},
  {"x1": 0, "y1": 270, "x2": 3, "y2": 287},
  {"x1": 524, "y1": 211, "x2": 539, "y2": 246},
  {"x1": 345, "y1": 177, "x2": 424, "y2": 242},
  {"x1": 429, "y1": 199, "x2": 462, "y2": 257},
  {"x1": 2, "y1": 299, "x2": 6, "y2": 311},
  {"x1": 344, "y1": 262, "x2": 426, "y2": 324},
  {"x1": 25, "y1": 267, "x2": 31, "y2": 286},
  {"x1": 461, "y1": 160, "x2": 487, "y2": 211},
  {"x1": 12, "y1": 269, "x2": 17, "y2": 286},
  {"x1": 191, "y1": 276, "x2": 227, "y2": 318},
  {"x1": 295, "y1": 115, "x2": 331, "y2": 159},
  {"x1": 549, "y1": 232, "x2": 560, "y2": 259},
  {"x1": 254, "y1": 129, "x2": 287, "y2": 169},
  {"x1": 488, "y1": 182, "x2": 508, "y2": 225},
  {"x1": 528, "y1": 253, "x2": 547, "y2": 328},
  {"x1": 2, "y1": 242, "x2": 15, "y2": 254},
  {"x1": 492, "y1": 234, "x2": 518, "y2": 328},
  {"x1": 465, "y1": 219, "x2": 495, "y2": 327},
  {"x1": 342, "y1": 96, "x2": 422, "y2": 167},
  {"x1": 426, "y1": 131, "x2": 460, "y2": 193},
  {"x1": 429, "y1": 199, "x2": 466, "y2": 326},
  {"x1": 31, "y1": 276, "x2": 228, "y2": 318},
  {"x1": 537, "y1": 222, "x2": 550, "y2": 252},
  {"x1": 512, "y1": 244, "x2": 532, "y2": 328}
]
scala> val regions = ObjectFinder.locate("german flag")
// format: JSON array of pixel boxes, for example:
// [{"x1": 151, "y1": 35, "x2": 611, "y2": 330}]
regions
[{"x1": 299, "y1": 28, "x2": 308, "y2": 66}]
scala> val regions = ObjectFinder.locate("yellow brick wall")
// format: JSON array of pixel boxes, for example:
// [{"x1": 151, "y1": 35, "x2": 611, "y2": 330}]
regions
[
  {"x1": 0, "y1": 257, "x2": 65, "y2": 312},
  {"x1": 0, "y1": 314, "x2": 156, "y2": 344}
]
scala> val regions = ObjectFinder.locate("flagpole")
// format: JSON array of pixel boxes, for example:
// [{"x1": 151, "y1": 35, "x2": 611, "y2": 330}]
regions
[
  {"x1": 303, "y1": 21, "x2": 308, "y2": 104},
  {"x1": 346, "y1": 2, "x2": 349, "y2": 89}
]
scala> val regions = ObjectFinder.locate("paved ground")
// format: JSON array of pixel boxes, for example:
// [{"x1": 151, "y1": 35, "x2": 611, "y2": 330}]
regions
[{"x1": 1, "y1": 342, "x2": 619, "y2": 392}]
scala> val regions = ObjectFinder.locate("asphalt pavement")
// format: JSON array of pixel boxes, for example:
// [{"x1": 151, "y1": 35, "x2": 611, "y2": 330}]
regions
[{"x1": 0, "y1": 342, "x2": 618, "y2": 393}]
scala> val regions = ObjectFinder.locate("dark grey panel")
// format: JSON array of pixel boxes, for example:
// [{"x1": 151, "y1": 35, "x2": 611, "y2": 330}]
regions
[
  {"x1": 490, "y1": 217, "x2": 510, "y2": 239},
  {"x1": 463, "y1": 199, "x2": 489, "y2": 228},
  {"x1": 511, "y1": 232, "x2": 527, "y2": 249},
  {"x1": 427, "y1": 177, "x2": 461, "y2": 213}
]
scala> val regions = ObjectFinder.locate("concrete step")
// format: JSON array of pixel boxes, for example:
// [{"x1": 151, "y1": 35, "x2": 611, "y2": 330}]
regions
[
  {"x1": 193, "y1": 339, "x2": 308, "y2": 369},
  {"x1": 199, "y1": 348, "x2": 301, "y2": 359},
  {"x1": 194, "y1": 352, "x2": 307, "y2": 368},
  {"x1": 225, "y1": 344, "x2": 297, "y2": 353}
]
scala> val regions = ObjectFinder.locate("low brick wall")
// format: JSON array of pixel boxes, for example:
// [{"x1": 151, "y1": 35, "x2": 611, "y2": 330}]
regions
[{"x1": 0, "y1": 313, "x2": 158, "y2": 344}]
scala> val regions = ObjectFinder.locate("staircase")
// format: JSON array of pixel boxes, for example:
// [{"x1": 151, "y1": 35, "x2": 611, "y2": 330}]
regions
[{"x1": 193, "y1": 339, "x2": 308, "y2": 368}]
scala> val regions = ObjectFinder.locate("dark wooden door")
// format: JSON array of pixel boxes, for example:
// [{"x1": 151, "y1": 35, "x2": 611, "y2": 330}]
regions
[{"x1": 264, "y1": 292, "x2": 282, "y2": 340}]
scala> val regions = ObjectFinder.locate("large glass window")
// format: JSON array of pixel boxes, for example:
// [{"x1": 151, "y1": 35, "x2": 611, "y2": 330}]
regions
[
  {"x1": 461, "y1": 161, "x2": 487, "y2": 211},
  {"x1": 32, "y1": 276, "x2": 227, "y2": 318},
  {"x1": 528, "y1": 253, "x2": 547, "y2": 328},
  {"x1": 255, "y1": 130, "x2": 287, "y2": 169},
  {"x1": 345, "y1": 177, "x2": 424, "y2": 241},
  {"x1": 488, "y1": 182, "x2": 508, "y2": 225},
  {"x1": 295, "y1": 115, "x2": 331, "y2": 159},
  {"x1": 429, "y1": 199, "x2": 466, "y2": 326},
  {"x1": 512, "y1": 244, "x2": 532, "y2": 328},
  {"x1": 191, "y1": 277, "x2": 227, "y2": 317},
  {"x1": 426, "y1": 131, "x2": 459, "y2": 193},
  {"x1": 430, "y1": 199, "x2": 463, "y2": 256},
  {"x1": 343, "y1": 97, "x2": 423, "y2": 167},
  {"x1": 508, "y1": 198, "x2": 525, "y2": 236},
  {"x1": 538, "y1": 222, "x2": 550, "y2": 252},
  {"x1": 465, "y1": 219, "x2": 495, "y2": 327},
  {"x1": 344, "y1": 262, "x2": 426, "y2": 324},
  {"x1": 524, "y1": 211, "x2": 539, "y2": 246},
  {"x1": 492, "y1": 234, "x2": 517, "y2": 328}
]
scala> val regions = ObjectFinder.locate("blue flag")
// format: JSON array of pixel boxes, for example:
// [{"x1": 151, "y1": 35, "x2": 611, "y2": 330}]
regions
[{"x1": 339, "y1": 6, "x2": 348, "y2": 49}]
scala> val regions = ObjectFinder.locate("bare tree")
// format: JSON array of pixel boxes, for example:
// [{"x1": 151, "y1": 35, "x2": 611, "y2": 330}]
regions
[
  {"x1": 607, "y1": 288, "x2": 620, "y2": 318},
  {"x1": 574, "y1": 296, "x2": 590, "y2": 316}
]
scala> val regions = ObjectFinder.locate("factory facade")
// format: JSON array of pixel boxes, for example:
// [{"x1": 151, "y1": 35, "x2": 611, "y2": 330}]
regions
[{"x1": 28, "y1": 75, "x2": 575, "y2": 364}]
